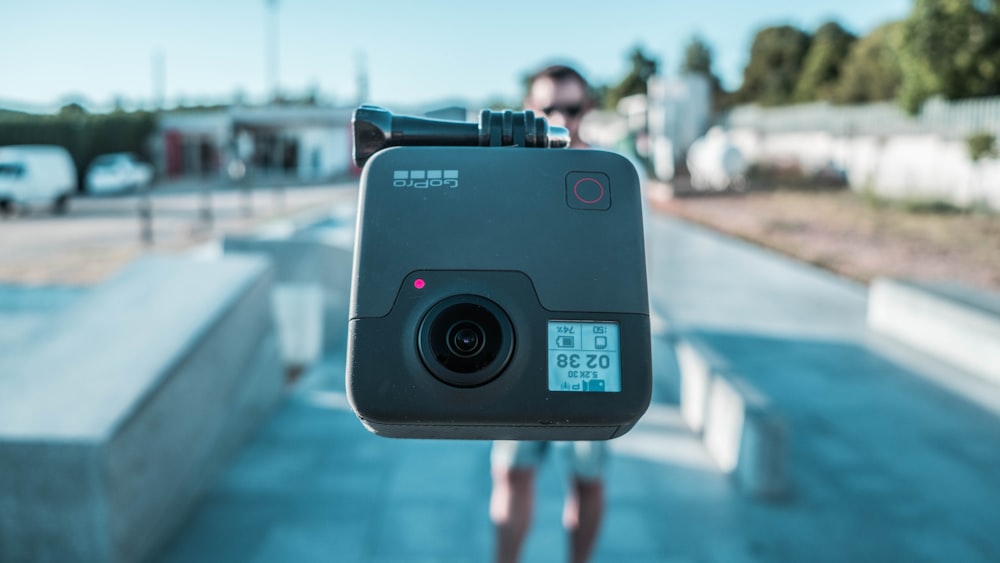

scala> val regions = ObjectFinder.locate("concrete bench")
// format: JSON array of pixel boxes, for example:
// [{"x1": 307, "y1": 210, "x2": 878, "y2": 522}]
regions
[
  {"x1": 0, "y1": 285, "x2": 85, "y2": 350},
  {"x1": 674, "y1": 335, "x2": 788, "y2": 499},
  {"x1": 223, "y1": 217, "x2": 354, "y2": 365},
  {"x1": 869, "y1": 278, "x2": 1000, "y2": 384},
  {"x1": 0, "y1": 256, "x2": 284, "y2": 563}
]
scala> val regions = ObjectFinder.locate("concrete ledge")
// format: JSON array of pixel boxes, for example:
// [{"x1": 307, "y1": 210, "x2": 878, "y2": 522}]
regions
[
  {"x1": 0, "y1": 256, "x2": 284, "y2": 563},
  {"x1": 869, "y1": 278, "x2": 1000, "y2": 384},
  {"x1": 675, "y1": 336, "x2": 788, "y2": 499},
  {"x1": 223, "y1": 235, "x2": 354, "y2": 358},
  {"x1": 0, "y1": 285, "x2": 86, "y2": 350}
]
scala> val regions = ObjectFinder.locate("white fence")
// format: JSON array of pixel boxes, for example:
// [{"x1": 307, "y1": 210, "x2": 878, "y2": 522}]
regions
[
  {"x1": 724, "y1": 96, "x2": 1000, "y2": 139},
  {"x1": 721, "y1": 97, "x2": 1000, "y2": 209}
]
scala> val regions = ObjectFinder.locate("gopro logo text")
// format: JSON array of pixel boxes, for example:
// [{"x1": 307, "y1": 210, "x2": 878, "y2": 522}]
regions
[{"x1": 393, "y1": 170, "x2": 459, "y2": 189}]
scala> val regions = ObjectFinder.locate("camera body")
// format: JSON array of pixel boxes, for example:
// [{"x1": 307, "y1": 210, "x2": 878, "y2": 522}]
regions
[{"x1": 346, "y1": 143, "x2": 652, "y2": 440}]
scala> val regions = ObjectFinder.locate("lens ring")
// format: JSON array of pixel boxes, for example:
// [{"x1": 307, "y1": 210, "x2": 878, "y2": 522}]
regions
[{"x1": 417, "y1": 295, "x2": 515, "y2": 387}]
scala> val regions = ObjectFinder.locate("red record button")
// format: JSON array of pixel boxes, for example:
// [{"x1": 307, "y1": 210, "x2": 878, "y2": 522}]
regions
[{"x1": 566, "y1": 172, "x2": 611, "y2": 210}]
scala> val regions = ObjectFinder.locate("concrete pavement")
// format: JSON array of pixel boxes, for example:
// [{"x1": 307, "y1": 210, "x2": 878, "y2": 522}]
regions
[
  {"x1": 157, "y1": 210, "x2": 1000, "y2": 562},
  {"x1": 157, "y1": 334, "x2": 726, "y2": 562},
  {"x1": 647, "y1": 215, "x2": 1000, "y2": 562}
]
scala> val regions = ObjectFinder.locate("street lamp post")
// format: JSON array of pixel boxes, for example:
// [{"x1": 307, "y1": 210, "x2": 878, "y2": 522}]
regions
[{"x1": 266, "y1": 0, "x2": 280, "y2": 102}]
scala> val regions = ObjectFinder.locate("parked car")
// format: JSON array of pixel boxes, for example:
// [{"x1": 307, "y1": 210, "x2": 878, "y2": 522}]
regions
[
  {"x1": 0, "y1": 145, "x2": 77, "y2": 214},
  {"x1": 85, "y1": 153, "x2": 154, "y2": 195}
]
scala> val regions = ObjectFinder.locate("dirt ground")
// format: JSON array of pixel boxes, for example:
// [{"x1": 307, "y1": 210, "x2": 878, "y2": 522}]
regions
[{"x1": 649, "y1": 181, "x2": 1000, "y2": 293}]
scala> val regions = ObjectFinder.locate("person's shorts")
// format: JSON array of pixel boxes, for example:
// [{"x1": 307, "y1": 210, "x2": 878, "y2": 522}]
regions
[{"x1": 491, "y1": 440, "x2": 608, "y2": 481}]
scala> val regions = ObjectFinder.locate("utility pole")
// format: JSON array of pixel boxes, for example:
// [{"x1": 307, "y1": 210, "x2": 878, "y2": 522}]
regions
[
  {"x1": 356, "y1": 50, "x2": 369, "y2": 105},
  {"x1": 141, "y1": 48, "x2": 166, "y2": 246},
  {"x1": 266, "y1": 0, "x2": 280, "y2": 102},
  {"x1": 151, "y1": 48, "x2": 165, "y2": 111}
]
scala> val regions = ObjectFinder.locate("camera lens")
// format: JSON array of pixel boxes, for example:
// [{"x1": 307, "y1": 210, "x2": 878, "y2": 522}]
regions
[
  {"x1": 448, "y1": 322, "x2": 484, "y2": 357},
  {"x1": 418, "y1": 295, "x2": 514, "y2": 387}
]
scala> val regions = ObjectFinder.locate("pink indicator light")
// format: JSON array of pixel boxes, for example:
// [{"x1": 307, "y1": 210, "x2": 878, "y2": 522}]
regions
[{"x1": 414, "y1": 278, "x2": 426, "y2": 289}]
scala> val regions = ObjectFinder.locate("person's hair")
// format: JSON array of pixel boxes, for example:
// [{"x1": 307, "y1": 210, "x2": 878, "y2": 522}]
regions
[{"x1": 524, "y1": 64, "x2": 594, "y2": 103}]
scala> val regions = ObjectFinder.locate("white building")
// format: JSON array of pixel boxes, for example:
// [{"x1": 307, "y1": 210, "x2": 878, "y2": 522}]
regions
[
  {"x1": 722, "y1": 96, "x2": 1000, "y2": 209},
  {"x1": 154, "y1": 105, "x2": 355, "y2": 182},
  {"x1": 646, "y1": 74, "x2": 712, "y2": 180}
]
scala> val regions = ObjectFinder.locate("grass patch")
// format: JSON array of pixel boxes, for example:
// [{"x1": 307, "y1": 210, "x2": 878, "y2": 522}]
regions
[
  {"x1": 898, "y1": 199, "x2": 965, "y2": 215},
  {"x1": 859, "y1": 189, "x2": 981, "y2": 216}
]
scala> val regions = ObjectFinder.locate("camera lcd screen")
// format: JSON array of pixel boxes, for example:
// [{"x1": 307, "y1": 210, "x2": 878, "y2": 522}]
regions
[{"x1": 547, "y1": 321, "x2": 621, "y2": 392}]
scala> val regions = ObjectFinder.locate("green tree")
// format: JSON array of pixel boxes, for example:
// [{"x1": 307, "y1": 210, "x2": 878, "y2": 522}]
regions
[
  {"x1": 681, "y1": 35, "x2": 728, "y2": 109},
  {"x1": 58, "y1": 102, "x2": 88, "y2": 116},
  {"x1": 0, "y1": 110, "x2": 156, "y2": 190},
  {"x1": 834, "y1": 21, "x2": 905, "y2": 104},
  {"x1": 966, "y1": 131, "x2": 998, "y2": 161},
  {"x1": 737, "y1": 25, "x2": 813, "y2": 106},
  {"x1": 793, "y1": 21, "x2": 857, "y2": 102},
  {"x1": 605, "y1": 45, "x2": 659, "y2": 109},
  {"x1": 898, "y1": 0, "x2": 1000, "y2": 113},
  {"x1": 682, "y1": 35, "x2": 713, "y2": 76},
  {"x1": 590, "y1": 83, "x2": 610, "y2": 109}
]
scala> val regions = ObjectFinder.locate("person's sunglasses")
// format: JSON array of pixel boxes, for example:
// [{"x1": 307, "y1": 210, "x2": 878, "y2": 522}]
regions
[{"x1": 541, "y1": 104, "x2": 584, "y2": 118}]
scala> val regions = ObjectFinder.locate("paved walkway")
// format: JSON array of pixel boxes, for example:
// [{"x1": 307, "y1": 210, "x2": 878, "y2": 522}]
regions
[
  {"x1": 157, "y1": 210, "x2": 1000, "y2": 562},
  {"x1": 646, "y1": 215, "x2": 1000, "y2": 562},
  {"x1": 157, "y1": 336, "x2": 724, "y2": 563}
]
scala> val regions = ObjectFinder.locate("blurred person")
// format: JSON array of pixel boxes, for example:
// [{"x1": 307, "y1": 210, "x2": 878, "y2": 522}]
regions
[
  {"x1": 489, "y1": 64, "x2": 607, "y2": 563},
  {"x1": 522, "y1": 64, "x2": 593, "y2": 149}
]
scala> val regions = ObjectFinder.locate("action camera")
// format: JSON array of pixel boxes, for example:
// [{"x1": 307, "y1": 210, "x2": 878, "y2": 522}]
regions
[{"x1": 346, "y1": 106, "x2": 652, "y2": 440}]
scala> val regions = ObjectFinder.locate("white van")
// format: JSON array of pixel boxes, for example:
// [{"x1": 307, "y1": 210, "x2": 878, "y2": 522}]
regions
[{"x1": 0, "y1": 145, "x2": 77, "y2": 214}]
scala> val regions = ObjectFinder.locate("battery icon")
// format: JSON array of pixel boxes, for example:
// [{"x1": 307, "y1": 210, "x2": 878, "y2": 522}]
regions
[{"x1": 557, "y1": 336, "x2": 575, "y2": 348}]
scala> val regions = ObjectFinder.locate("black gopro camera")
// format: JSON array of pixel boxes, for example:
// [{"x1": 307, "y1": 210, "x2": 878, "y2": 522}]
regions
[{"x1": 346, "y1": 106, "x2": 652, "y2": 440}]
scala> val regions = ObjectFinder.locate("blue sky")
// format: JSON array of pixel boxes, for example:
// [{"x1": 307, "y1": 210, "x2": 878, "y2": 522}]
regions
[{"x1": 2, "y1": 0, "x2": 911, "y2": 112}]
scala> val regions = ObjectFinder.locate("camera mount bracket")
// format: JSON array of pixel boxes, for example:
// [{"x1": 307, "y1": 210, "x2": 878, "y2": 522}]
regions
[{"x1": 352, "y1": 105, "x2": 570, "y2": 166}]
